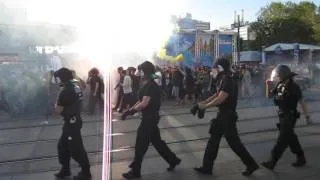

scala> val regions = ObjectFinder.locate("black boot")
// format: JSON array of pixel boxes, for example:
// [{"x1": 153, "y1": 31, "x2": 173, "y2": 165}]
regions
[
  {"x1": 292, "y1": 154, "x2": 306, "y2": 167},
  {"x1": 261, "y1": 160, "x2": 276, "y2": 170},
  {"x1": 242, "y1": 163, "x2": 259, "y2": 176},
  {"x1": 193, "y1": 167, "x2": 212, "y2": 175},
  {"x1": 167, "y1": 158, "x2": 181, "y2": 172},
  {"x1": 122, "y1": 170, "x2": 141, "y2": 179},
  {"x1": 54, "y1": 167, "x2": 71, "y2": 179},
  {"x1": 73, "y1": 170, "x2": 92, "y2": 180}
]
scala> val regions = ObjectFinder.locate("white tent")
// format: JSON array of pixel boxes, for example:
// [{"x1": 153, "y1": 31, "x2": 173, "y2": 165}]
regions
[
  {"x1": 264, "y1": 43, "x2": 320, "y2": 51},
  {"x1": 240, "y1": 51, "x2": 261, "y2": 62}
]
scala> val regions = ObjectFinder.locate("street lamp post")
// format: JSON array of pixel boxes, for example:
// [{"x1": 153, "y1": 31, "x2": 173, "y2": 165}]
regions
[{"x1": 237, "y1": 15, "x2": 241, "y2": 64}]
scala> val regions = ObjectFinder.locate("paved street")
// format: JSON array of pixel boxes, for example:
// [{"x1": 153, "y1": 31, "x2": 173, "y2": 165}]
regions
[{"x1": 0, "y1": 91, "x2": 319, "y2": 179}]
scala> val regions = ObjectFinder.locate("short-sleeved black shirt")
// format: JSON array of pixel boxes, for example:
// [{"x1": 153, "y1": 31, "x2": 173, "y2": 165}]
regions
[
  {"x1": 277, "y1": 80, "x2": 302, "y2": 111},
  {"x1": 138, "y1": 81, "x2": 161, "y2": 120},
  {"x1": 57, "y1": 82, "x2": 82, "y2": 117},
  {"x1": 216, "y1": 74, "x2": 238, "y2": 111}
]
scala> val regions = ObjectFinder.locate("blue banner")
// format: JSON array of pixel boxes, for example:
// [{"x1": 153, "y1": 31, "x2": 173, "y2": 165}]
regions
[
  {"x1": 198, "y1": 33, "x2": 214, "y2": 67},
  {"x1": 165, "y1": 32, "x2": 196, "y2": 68},
  {"x1": 179, "y1": 33, "x2": 196, "y2": 68},
  {"x1": 180, "y1": 51, "x2": 194, "y2": 68},
  {"x1": 165, "y1": 32, "x2": 195, "y2": 57},
  {"x1": 164, "y1": 33, "x2": 179, "y2": 56},
  {"x1": 219, "y1": 34, "x2": 233, "y2": 57}
]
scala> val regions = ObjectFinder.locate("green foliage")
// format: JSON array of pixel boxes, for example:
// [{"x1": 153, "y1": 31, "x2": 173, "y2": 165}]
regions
[
  {"x1": 250, "y1": 1, "x2": 320, "y2": 49},
  {"x1": 240, "y1": 38, "x2": 250, "y2": 51}
]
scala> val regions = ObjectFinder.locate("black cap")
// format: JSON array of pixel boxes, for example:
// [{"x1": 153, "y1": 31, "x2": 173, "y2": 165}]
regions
[
  {"x1": 213, "y1": 58, "x2": 230, "y2": 71},
  {"x1": 138, "y1": 61, "x2": 155, "y2": 78},
  {"x1": 273, "y1": 64, "x2": 298, "y2": 80},
  {"x1": 54, "y1": 68, "x2": 73, "y2": 83}
]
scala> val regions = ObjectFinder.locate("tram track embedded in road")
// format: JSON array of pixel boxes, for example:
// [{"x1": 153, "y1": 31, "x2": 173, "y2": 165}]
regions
[
  {"x1": 0, "y1": 123, "x2": 319, "y2": 166},
  {"x1": 0, "y1": 108, "x2": 319, "y2": 147},
  {"x1": 0, "y1": 97, "x2": 318, "y2": 131},
  {"x1": 0, "y1": 128, "x2": 320, "y2": 177}
]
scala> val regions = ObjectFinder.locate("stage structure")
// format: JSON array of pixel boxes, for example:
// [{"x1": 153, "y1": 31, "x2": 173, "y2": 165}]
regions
[{"x1": 161, "y1": 29, "x2": 237, "y2": 69}]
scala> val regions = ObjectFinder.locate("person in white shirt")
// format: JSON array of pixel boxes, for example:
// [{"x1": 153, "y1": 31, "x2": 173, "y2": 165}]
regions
[
  {"x1": 47, "y1": 51, "x2": 63, "y2": 84},
  {"x1": 49, "y1": 54, "x2": 63, "y2": 73},
  {"x1": 119, "y1": 70, "x2": 133, "y2": 112},
  {"x1": 155, "y1": 66, "x2": 167, "y2": 101}
]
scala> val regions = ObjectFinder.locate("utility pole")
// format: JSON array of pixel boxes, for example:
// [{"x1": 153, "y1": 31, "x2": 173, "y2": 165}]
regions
[
  {"x1": 237, "y1": 15, "x2": 241, "y2": 64},
  {"x1": 241, "y1": 9, "x2": 244, "y2": 24}
]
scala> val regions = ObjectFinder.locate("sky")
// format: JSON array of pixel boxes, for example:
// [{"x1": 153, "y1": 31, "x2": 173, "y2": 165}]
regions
[
  {"x1": 2, "y1": 0, "x2": 319, "y2": 29},
  {"x1": 180, "y1": 0, "x2": 320, "y2": 29},
  {"x1": 1, "y1": 0, "x2": 320, "y2": 60}
]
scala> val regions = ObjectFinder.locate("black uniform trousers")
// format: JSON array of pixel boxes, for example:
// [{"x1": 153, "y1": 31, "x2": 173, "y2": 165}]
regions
[
  {"x1": 271, "y1": 111, "x2": 304, "y2": 163},
  {"x1": 58, "y1": 117, "x2": 90, "y2": 172},
  {"x1": 129, "y1": 118, "x2": 179, "y2": 173},
  {"x1": 203, "y1": 111, "x2": 257, "y2": 169}
]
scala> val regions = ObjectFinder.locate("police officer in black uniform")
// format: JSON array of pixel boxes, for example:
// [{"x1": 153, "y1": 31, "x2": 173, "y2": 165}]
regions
[
  {"x1": 261, "y1": 65, "x2": 311, "y2": 170},
  {"x1": 192, "y1": 58, "x2": 259, "y2": 176},
  {"x1": 121, "y1": 61, "x2": 181, "y2": 179},
  {"x1": 53, "y1": 68, "x2": 92, "y2": 180}
]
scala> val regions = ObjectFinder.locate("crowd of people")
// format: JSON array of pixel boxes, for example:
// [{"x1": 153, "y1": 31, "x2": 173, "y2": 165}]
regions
[
  {"x1": 117, "y1": 59, "x2": 311, "y2": 179},
  {"x1": 0, "y1": 53, "x2": 315, "y2": 180},
  {"x1": 0, "y1": 52, "x2": 104, "y2": 117},
  {"x1": 112, "y1": 62, "x2": 267, "y2": 113},
  {"x1": 48, "y1": 67, "x2": 104, "y2": 116}
]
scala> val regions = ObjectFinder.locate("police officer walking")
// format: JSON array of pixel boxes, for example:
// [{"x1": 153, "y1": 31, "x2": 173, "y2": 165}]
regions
[
  {"x1": 261, "y1": 65, "x2": 311, "y2": 170},
  {"x1": 192, "y1": 58, "x2": 259, "y2": 176},
  {"x1": 53, "y1": 68, "x2": 92, "y2": 180},
  {"x1": 121, "y1": 61, "x2": 181, "y2": 179}
]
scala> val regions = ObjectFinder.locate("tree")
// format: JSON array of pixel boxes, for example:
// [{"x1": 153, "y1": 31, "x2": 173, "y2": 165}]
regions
[
  {"x1": 250, "y1": 17, "x2": 315, "y2": 50},
  {"x1": 248, "y1": 20, "x2": 271, "y2": 50},
  {"x1": 258, "y1": 1, "x2": 317, "y2": 24},
  {"x1": 258, "y1": 2, "x2": 288, "y2": 21},
  {"x1": 294, "y1": 1, "x2": 317, "y2": 25},
  {"x1": 239, "y1": 38, "x2": 247, "y2": 51},
  {"x1": 250, "y1": 1, "x2": 320, "y2": 49},
  {"x1": 314, "y1": 21, "x2": 320, "y2": 43}
]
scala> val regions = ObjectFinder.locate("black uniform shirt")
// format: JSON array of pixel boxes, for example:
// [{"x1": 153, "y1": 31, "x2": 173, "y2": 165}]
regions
[
  {"x1": 276, "y1": 80, "x2": 302, "y2": 111},
  {"x1": 216, "y1": 74, "x2": 238, "y2": 112},
  {"x1": 57, "y1": 82, "x2": 82, "y2": 118},
  {"x1": 138, "y1": 81, "x2": 161, "y2": 120}
]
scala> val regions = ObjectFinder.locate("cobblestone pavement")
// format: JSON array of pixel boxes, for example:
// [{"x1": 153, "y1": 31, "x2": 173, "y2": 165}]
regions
[{"x1": 0, "y1": 90, "x2": 320, "y2": 179}]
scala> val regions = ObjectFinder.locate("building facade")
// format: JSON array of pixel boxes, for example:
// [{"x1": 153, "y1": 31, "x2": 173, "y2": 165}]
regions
[
  {"x1": 171, "y1": 13, "x2": 211, "y2": 31},
  {"x1": 0, "y1": 23, "x2": 77, "y2": 54},
  {"x1": 219, "y1": 22, "x2": 256, "y2": 41}
]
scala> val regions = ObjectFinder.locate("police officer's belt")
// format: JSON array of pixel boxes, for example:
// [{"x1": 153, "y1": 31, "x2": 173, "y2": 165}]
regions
[{"x1": 278, "y1": 109, "x2": 300, "y2": 118}]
